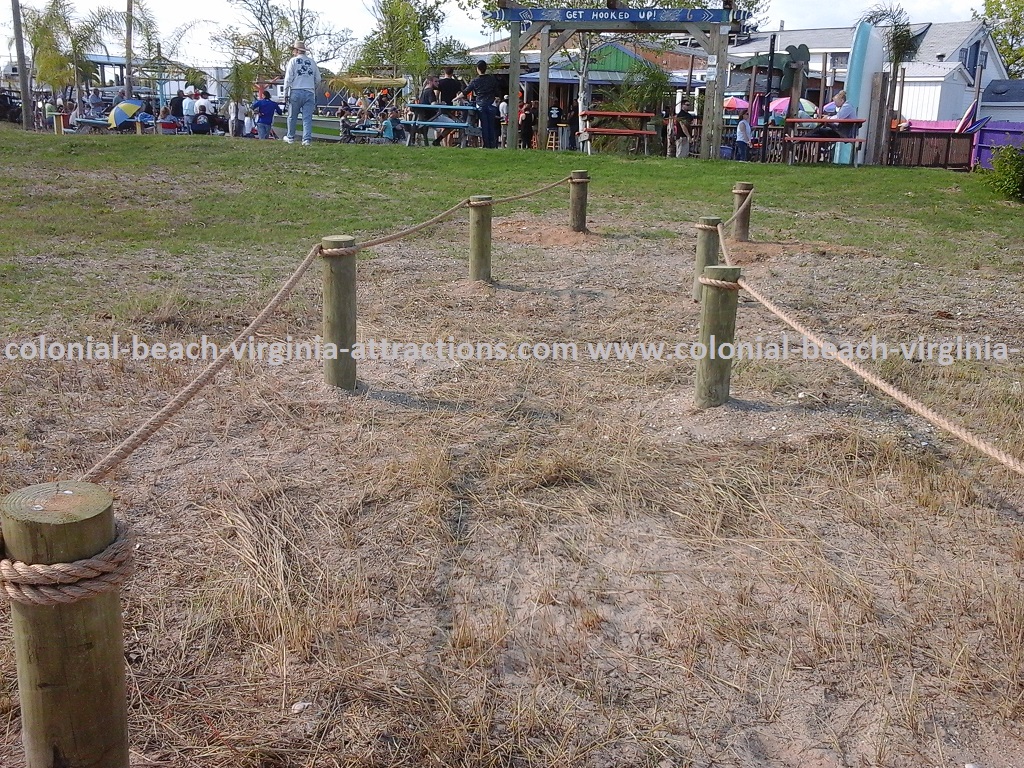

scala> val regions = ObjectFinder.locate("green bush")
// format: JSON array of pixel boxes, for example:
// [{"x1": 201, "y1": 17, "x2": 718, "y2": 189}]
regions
[{"x1": 987, "y1": 144, "x2": 1024, "y2": 201}]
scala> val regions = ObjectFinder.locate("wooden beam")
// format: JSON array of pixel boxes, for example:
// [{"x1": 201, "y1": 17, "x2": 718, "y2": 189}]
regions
[
  {"x1": 681, "y1": 23, "x2": 713, "y2": 52},
  {"x1": 550, "y1": 29, "x2": 575, "y2": 58},
  {"x1": 518, "y1": 22, "x2": 544, "y2": 51},
  {"x1": 539, "y1": 25, "x2": 551, "y2": 148},
  {"x1": 507, "y1": 22, "x2": 522, "y2": 150}
]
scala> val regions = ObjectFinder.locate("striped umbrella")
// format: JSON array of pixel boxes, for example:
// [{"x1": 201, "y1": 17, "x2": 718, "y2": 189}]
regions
[{"x1": 108, "y1": 99, "x2": 146, "y2": 128}]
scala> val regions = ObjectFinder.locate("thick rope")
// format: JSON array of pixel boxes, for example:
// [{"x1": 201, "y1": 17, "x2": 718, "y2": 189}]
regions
[
  {"x1": 81, "y1": 175, "x2": 576, "y2": 481},
  {"x1": 80, "y1": 243, "x2": 324, "y2": 483},
  {"x1": 489, "y1": 175, "x2": 572, "y2": 206},
  {"x1": 1, "y1": 523, "x2": 133, "y2": 605},
  {"x1": 698, "y1": 276, "x2": 741, "y2": 290},
  {"x1": 714, "y1": 222, "x2": 1024, "y2": 477},
  {"x1": 723, "y1": 186, "x2": 754, "y2": 229}
]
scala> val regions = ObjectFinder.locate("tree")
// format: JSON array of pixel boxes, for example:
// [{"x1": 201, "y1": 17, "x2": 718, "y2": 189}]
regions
[
  {"x1": 975, "y1": 0, "x2": 1024, "y2": 78},
  {"x1": 215, "y1": 0, "x2": 353, "y2": 73},
  {"x1": 10, "y1": 0, "x2": 33, "y2": 128},
  {"x1": 23, "y1": 0, "x2": 113, "y2": 113},
  {"x1": 861, "y1": 3, "x2": 916, "y2": 162},
  {"x1": 350, "y1": 0, "x2": 429, "y2": 79}
]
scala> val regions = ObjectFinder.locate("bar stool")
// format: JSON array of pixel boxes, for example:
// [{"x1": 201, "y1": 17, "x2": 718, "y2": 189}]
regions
[{"x1": 546, "y1": 129, "x2": 558, "y2": 150}]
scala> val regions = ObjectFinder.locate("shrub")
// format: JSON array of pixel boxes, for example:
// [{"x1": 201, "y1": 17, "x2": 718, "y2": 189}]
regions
[{"x1": 987, "y1": 144, "x2": 1024, "y2": 201}]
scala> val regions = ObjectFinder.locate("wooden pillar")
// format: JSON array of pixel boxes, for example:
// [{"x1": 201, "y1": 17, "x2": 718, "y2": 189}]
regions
[
  {"x1": 731, "y1": 182, "x2": 753, "y2": 241},
  {"x1": 569, "y1": 170, "x2": 589, "y2": 233},
  {"x1": 1, "y1": 481, "x2": 129, "y2": 768},
  {"x1": 711, "y1": 23, "x2": 729, "y2": 160},
  {"x1": 694, "y1": 265, "x2": 741, "y2": 409},
  {"x1": 700, "y1": 32, "x2": 717, "y2": 160},
  {"x1": 538, "y1": 25, "x2": 551, "y2": 149},
  {"x1": 321, "y1": 235, "x2": 357, "y2": 391},
  {"x1": 507, "y1": 22, "x2": 522, "y2": 151},
  {"x1": 469, "y1": 196, "x2": 493, "y2": 282},
  {"x1": 693, "y1": 216, "x2": 720, "y2": 301}
]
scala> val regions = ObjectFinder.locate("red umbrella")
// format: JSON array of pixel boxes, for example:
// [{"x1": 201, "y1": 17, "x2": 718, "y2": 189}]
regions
[{"x1": 723, "y1": 96, "x2": 749, "y2": 110}]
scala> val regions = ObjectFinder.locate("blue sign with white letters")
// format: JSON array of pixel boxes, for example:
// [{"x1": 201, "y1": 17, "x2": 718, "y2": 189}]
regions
[{"x1": 482, "y1": 7, "x2": 749, "y2": 24}]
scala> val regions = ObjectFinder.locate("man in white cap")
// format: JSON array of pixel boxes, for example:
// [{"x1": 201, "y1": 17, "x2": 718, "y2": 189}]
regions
[{"x1": 283, "y1": 40, "x2": 321, "y2": 146}]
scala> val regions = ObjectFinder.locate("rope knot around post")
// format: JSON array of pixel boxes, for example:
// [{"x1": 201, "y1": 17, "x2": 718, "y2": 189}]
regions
[
  {"x1": 1, "y1": 480, "x2": 131, "y2": 767},
  {"x1": 698, "y1": 276, "x2": 741, "y2": 291},
  {"x1": 318, "y1": 243, "x2": 362, "y2": 258},
  {"x1": 0, "y1": 522, "x2": 133, "y2": 606}
]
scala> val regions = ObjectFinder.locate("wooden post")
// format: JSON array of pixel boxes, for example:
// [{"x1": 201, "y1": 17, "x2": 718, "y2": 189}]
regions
[
  {"x1": 694, "y1": 265, "x2": 741, "y2": 409},
  {"x1": 569, "y1": 169, "x2": 589, "y2": 233},
  {"x1": 731, "y1": 182, "x2": 754, "y2": 242},
  {"x1": 507, "y1": 22, "x2": 522, "y2": 151},
  {"x1": 1, "y1": 481, "x2": 129, "y2": 768},
  {"x1": 693, "y1": 216, "x2": 721, "y2": 302},
  {"x1": 322, "y1": 235, "x2": 357, "y2": 391},
  {"x1": 469, "y1": 195, "x2": 492, "y2": 282}
]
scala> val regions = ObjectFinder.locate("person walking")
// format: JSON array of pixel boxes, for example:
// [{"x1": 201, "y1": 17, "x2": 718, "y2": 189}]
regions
[
  {"x1": 461, "y1": 60, "x2": 500, "y2": 149},
  {"x1": 283, "y1": 40, "x2": 321, "y2": 146}
]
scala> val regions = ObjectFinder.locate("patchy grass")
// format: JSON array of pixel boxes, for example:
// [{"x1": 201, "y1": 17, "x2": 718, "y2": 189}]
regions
[{"x1": 0, "y1": 125, "x2": 1023, "y2": 767}]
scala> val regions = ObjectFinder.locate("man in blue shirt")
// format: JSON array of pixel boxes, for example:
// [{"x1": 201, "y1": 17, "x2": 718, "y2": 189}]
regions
[{"x1": 251, "y1": 91, "x2": 283, "y2": 140}]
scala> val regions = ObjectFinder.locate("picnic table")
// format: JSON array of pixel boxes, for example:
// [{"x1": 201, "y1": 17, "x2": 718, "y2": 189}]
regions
[
  {"x1": 783, "y1": 118, "x2": 867, "y2": 166},
  {"x1": 402, "y1": 103, "x2": 481, "y2": 148},
  {"x1": 578, "y1": 110, "x2": 657, "y2": 155}
]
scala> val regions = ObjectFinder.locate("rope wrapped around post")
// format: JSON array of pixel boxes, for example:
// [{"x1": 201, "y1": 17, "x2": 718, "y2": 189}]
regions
[
  {"x1": 0, "y1": 522, "x2": 133, "y2": 606},
  {"x1": 710, "y1": 220, "x2": 1024, "y2": 477}
]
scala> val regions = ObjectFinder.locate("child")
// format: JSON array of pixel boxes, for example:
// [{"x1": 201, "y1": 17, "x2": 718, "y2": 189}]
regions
[{"x1": 735, "y1": 110, "x2": 751, "y2": 161}]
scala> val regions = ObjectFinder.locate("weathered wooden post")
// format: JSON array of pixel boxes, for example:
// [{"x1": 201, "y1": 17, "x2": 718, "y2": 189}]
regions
[
  {"x1": 1, "y1": 481, "x2": 130, "y2": 768},
  {"x1": 569, "y1": 169, "x2": 589, "y2": 233},
  {"x1": 694, "y1": 265, "x2": 741, "y2": 409},
  {"x1": 321, "y1": 235, "x2": 358, "y2": 391},
  {"x1": 469, "y1": 195, "x2": 493, "y2": 282},
  {"x1": 693, "y1": 216, "x2": 721, "y2": 302},
  {"x1": 731, "y1": 182, "x2": 754, "y2": 242}
]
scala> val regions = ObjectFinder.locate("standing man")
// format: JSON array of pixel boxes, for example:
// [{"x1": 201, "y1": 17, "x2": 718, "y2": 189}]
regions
[
  {"x1": 169, "y1": 89, "x2": 185, "y2": 122},
  {"x1": 436, "y1": 67, "x2": 465, "y2": 106},
  {"x1": 182, "y1": 89, "x2": 197, "y2": 133},
  {"x1": 461, "y1": 60, "x2": 499, "y2": 149},
  {"x1": 283, "y1": 40, "x2": 321, "y2": 146}
]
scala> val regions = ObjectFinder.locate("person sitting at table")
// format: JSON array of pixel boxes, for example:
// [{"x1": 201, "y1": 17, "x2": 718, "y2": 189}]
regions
[
  {"x1": 191, "y1": 105, "x2": 213, "y2": 134},
  {"x1": 809, "y1": 90, "x2": 856, "y2": 139},
  {"x1": 157, "y1": 106, "x2": 181, "y2": 135},
  {"x1": 411, "y1": 75, "x2": 456, "y2": 146},
  {"x1": 382, "y1": 108, "x2": 407, "y2": 143}
]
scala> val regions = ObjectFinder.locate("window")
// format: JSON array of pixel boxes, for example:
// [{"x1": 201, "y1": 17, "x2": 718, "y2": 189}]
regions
[{"x1": 829, "y1": 53, "x2": 849, "y2": 70}]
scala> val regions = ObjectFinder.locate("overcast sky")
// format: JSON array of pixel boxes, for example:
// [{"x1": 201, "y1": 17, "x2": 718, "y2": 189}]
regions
[{"x1": 1, "y1": 0, "x2": 986, "y2": 68}]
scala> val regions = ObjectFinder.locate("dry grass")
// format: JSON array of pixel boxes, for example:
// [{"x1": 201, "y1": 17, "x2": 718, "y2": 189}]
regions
[{"x1": 1, "y1": 206, "x2": 1023, "y2": 767}]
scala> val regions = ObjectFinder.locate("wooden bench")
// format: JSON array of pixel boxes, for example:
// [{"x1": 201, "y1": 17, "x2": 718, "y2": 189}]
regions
[
  {"x1": 401, "y1": 120, "x2": 480, "y2": 148},
  {"x1": 577, "y1": 127, "x2": 657, "y2": 155},
  {"x1": 783, "y1": 136, "x2": 865, "y2": 166}
]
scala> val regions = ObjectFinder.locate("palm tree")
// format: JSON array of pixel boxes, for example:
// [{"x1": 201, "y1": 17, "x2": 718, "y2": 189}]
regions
[
  {"x1": 24, "y1": 0, "x2": 114, "y2": 114},
  {"x1": 861, "y1": 3, "x2": 917, "y2": 162}
]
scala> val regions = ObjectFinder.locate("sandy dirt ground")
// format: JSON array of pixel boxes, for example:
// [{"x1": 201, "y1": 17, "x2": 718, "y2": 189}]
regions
[{"x1": 1, "y1": 208, "x2": 1023, "y2": 767}]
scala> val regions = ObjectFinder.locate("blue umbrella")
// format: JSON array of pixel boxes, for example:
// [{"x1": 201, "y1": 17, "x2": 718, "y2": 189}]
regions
[{"x1": 108, "y1": 99, "x2": 147, "y2": 128}]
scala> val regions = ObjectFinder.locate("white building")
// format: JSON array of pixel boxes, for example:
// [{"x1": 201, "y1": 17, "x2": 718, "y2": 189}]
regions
[{"x1": 727, "y1": 20, "x2": 1009, "y2": 121}]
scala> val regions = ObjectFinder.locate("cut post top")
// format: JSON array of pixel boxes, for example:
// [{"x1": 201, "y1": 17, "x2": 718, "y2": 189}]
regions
[
  {"x1": 1, "y1": 482, "x2": 114, "y2": 564},
  {"x1": 571, "y1": 169, "x2": 590, "y2": 180},
  {"x1": 733, "y1": 181, "x2": 754, "y2": 192},
  {"x1": 704, "y1": 265, "x2": 741, "y2": 281},
  {"x1": 322, "y1": 235, "x2": 357, "y2": 253},
  {"x1": 698, "y1": 216, "x2": 722, "y2": 226}
]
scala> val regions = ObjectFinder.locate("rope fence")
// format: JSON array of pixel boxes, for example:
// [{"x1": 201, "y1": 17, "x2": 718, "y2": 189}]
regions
[{"x1": 700, "y1": 187, "x2": 1024, "y2": 478}]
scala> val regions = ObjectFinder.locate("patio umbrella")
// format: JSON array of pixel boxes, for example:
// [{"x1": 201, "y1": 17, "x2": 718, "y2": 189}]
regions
[
  {"x1": 954, "y1": 99, "x2": 978, "y2": 133},
  {"x1": 723, "y1": 96, "x2": 749, "y2": 110},
  {"x1": 108, "y1": 99, "x2": 146, "y2": 128},
  {"x1": 768, "y1": 97, "x2": 817, "y2": 114}
]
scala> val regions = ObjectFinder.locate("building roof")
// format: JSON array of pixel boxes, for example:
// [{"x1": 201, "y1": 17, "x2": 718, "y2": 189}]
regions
[
  {"x1": 900, "y1": 60, "x2": 969, "y2": 79},
  {"x1": 729, "y1": 26, "x2": 857, "y2": 56},
  {"x1": 983, "y1": 79, "x2": 1024, "y2": 104},
  {"x1": 910, "y1": 20, "x2": 984, "y2": 62},
  {"x1": 728, "y1": 20, "x2": 988, "y2": 64}
]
